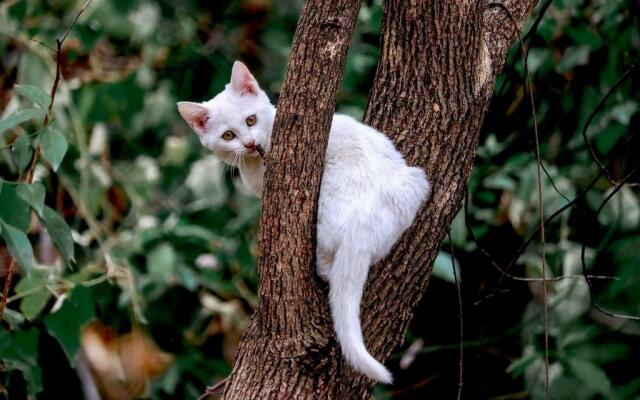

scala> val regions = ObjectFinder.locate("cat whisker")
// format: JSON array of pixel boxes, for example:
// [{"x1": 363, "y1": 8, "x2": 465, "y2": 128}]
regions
[
  {"x1": 227, "y1": 153, "x2": 238, "y2": 166},
  {"x1": 222, "y1": 153, "x2": 239, "y2": 176},
  {"x1": 221, "y1": 155, "x2": 231, "y2": 175}
]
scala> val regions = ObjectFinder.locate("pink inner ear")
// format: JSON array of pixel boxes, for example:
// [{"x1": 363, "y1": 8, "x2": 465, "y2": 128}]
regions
[
  {"x1": 178, "y1": 102, "x2": 211, "y2": 134},
  {"x1": 240, "y1": 74, "x2": 257, "y2": 95},
  {"x1": 193, "y1": 112, "x2": 209, "y2": 129},
  {"x1": 231, "y1": 62, "x2": 259, "y2": 96}
]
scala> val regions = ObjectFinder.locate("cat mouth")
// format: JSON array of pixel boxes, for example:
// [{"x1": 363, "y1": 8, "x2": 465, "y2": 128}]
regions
[{"x1": 242, "y1": 148, "x2": 260, "y2": 157}]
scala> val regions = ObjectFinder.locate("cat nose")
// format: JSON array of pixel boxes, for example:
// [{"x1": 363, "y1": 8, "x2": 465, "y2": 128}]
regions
[{"x1": 244, "y1": 138, "x2": 256, "y2": 150}]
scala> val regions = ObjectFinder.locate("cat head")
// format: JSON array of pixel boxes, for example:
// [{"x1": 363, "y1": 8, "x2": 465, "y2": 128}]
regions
[{"x1": 177, "y1": 61, "x2": 275, "y2": 164}]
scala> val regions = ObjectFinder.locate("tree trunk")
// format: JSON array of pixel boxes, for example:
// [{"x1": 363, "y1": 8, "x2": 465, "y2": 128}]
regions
[{"x1": 221, "y1": 0, "x2": 539, "y2": 399}]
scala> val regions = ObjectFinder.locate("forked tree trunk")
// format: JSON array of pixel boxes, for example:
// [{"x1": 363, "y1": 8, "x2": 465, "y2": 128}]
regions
[{"x1": 221, "y1": 0, "x2": 539, "y2": 399}]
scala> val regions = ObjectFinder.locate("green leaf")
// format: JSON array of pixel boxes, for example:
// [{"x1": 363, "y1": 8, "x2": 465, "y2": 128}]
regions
[
  {"x1": 595, "y1": 124, "x2": 626, "y2": 155},
  {"x1": 568, "y1": 358, "x2": 613, "y2": 397},
  {"x1": 0, "y1": 328, "x2": 42, "y2": 396},
  {"x1": 16, "y1": 182, "x2": 46, "y2": 217},
  {"x1": 177, "y1": 265, "x2": 198, "y2": 291},
  {"x1": 609, "y1": 101, "x2": 638, "y2": 126},
  {"x1": 15, "y1": 84, "x2": 51, "y2": 109},
  {"x1": 39, "y1": 127, "x2": 68, "y2": 171},
  {"x1": 574, "y1": 342, "x2": 630, "y2": 365},
  {"x1": 148, "y1": 242, "x2": 177, "y2": 282},
  {"x1": 597, "y1": 187, "x2": 640, "y2": 231},
  {"x1": 507, "y1": 353, "x2": 537, "y2": 377},
  {"x1": 172, "y1": 224, "x2": 218, "y2": 242},
  {"x1": 39, "y1": 206, "x2": 75, "y2": 266},
  {"x1": 0, "y1": 108, "x2": 45, "y2": 135},
  {"x1": 556, "y1": 45, "x2": 591, "y2": 72},
  {"x1": 12, "y1": 134, "x2": 33, "y2": 172},
  {"x1": 20, "y1": 290, "x2": 52, "y2": 321},
  {"x1": 432, "y1": 251, "x2": 460, "y2": 284},
  {"x1": 44, "y1": 285, "x2": 95, "y2": 361},
  {"x1": 0, "y1": 183, "x2": 30, "y2": 232},
  {"x1": 0, "y1": 327, "x2": 39, "y2": 361},
  {"x1": 8, "y1": 0, "x2": 27, "y2": 19},
  {"x1": 565, "y1": 26, "x2": 603, "y2": 49},
  {"x1": 15, "y1": 270, "x2": 52, "y2": 321},
  {"x1": 0, "y1": 220, "x2": 35, "y2": 274},
  {"x1": 1, "y1": 307, "x2": 25, "y2": 327}
]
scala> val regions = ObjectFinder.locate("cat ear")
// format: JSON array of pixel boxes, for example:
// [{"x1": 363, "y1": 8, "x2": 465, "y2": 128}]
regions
[
  {"x1": 177, "y1": 102, "x2": 210, "y2": 136},
  {"x1": 230, "y1": 61, "x2": 259, "y2": 96}
]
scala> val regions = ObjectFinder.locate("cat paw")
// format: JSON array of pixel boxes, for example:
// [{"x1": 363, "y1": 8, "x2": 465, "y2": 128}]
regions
[{"x1": 316, "y1": 266, "x2": 331, "y2": 282}]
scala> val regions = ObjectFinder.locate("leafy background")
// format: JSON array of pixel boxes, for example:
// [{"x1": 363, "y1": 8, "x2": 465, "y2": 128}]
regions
[{"x1": 0, "y1": 0, "x2": 639, "y2": 399}]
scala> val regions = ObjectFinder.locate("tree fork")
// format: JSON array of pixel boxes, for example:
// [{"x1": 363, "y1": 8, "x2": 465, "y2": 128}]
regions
[
  {"x1": 221, "y1": 0, "x2": 539, "y2": 399},
  {"x1": 222, "y1": 0, "x2": 364, "y2": 398}
]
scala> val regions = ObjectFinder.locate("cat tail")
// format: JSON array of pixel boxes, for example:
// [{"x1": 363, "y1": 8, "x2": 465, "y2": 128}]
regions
[{"x1": 328, "y1": 246, "x2": 393, "y2": 384}]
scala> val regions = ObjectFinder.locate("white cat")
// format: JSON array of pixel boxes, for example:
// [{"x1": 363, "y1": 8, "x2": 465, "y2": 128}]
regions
[{"x1": 178, "y1": 61, "x2": 430, "y2": 383}]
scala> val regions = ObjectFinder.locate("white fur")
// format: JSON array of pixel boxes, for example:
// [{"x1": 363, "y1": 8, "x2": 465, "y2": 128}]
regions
[{"x1": 178, "y1": 61, "x2": 430, "y2": 384}]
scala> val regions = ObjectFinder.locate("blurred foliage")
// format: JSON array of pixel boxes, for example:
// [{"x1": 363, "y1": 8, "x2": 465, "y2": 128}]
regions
[{"x1": 0, "y1": 0, "x2": 638, "y2": 399}]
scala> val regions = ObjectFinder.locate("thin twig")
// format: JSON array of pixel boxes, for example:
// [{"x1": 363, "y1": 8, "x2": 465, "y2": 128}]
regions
[
  {"x1": 520, "y1": 25, "x2": 550, "y2": 400},
  {"x1": 196, "y1": 378, "x2": 228, "y2": 400},
  {"x1": 488, "y1": 4, "x2": 549, "y2": 397},
  {"x1": 463, "y1": 190, "x2": 617, "y2": 284},
  {"x1": 0, "y1": 0, "x2": 92, "y2": 321},
  {"x1": 387, "y1": 373, "x2": 440, "y2": 397},
  {"x1": 480, "y1": 5, "x2": 640, "y2": 397},
  {"x1": 60, "y1": 0, "x2": 92, "y2": 45},
  {"x1": 448, "y1": 232, "x2": 464, "y2": 400},
  {"x1": 581, "y1": 162, "x2": 640, "y2": 321},
  {"x1": 521, "y1": 0, "x2": 554, "y2": 44},
  {"x1": 0, "y1": 263, "x2": 17, "y2": 319},
  {"x1": 28, "y1": 36, "x2": 56, "y2": 52},
  {"x1": 528, "y1": 67, "x2": 550, "y2": 400},
  {"x1": 391, "y1": 284, "x2": 583, "y2": 360},
  {"x1": 581, "y1": 60, "x2": 639, "y2": 185},
  {"x1": 496, "y1": 0, "x2": 554, "y2": 97},
  {"x1": 479, "y1": 160, "x2": 639, "y2": 305},
  {"x1": 484, "y1": 61, "x2": 640, "y2": 319},
  {"x1": 473, "y1": 26, "x2": 640, "y2": 293}
]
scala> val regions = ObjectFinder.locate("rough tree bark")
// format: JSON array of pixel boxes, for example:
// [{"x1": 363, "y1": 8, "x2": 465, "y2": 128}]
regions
[{"x1": 222, "y1": 0, "x2": 539, "y2": 399}]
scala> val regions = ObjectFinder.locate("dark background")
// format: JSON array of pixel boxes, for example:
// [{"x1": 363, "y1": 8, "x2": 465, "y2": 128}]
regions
[{"x1": 1, "y1": 0, "x2": 639, "y2": 399}]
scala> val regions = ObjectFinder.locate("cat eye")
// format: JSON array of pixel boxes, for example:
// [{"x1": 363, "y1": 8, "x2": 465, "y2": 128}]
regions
[
  {"x1": 246, "y1": 115, "x2": 257, "y2": 126},
  {"x1": 222, "y1": 131, "x2": 235, "y2": 140}
]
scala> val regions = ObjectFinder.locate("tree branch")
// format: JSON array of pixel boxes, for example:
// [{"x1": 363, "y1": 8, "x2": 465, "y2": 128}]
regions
[
  {"x1": 482, "y1": 0, "x2": 541, "y2": 75},
  {"x1": 221, "y1": 0, "x2": 363, "y2": 398},
  {"x1": 352, "y1": 2, "x2": 488, "y2": 395},
  {"x1": 0, "y1": 0, "x2": 91, "y2": 321},
  {"x1": 221, "y1": 0, "x2": 541, "y2": 397},
  {"x1": 346, "y1": 0, "x2": 538, "y2": 396}
]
